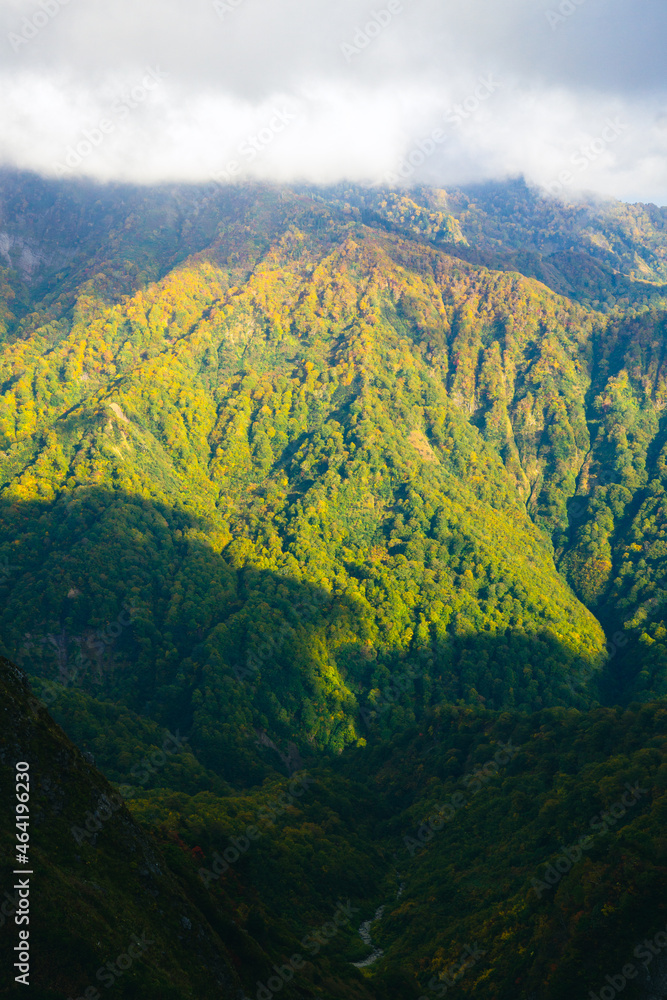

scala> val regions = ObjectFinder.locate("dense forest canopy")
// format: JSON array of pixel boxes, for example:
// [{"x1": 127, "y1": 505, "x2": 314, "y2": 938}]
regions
[{"x1": 0, "y1": 172, "x2": 665, "y2": 1000}]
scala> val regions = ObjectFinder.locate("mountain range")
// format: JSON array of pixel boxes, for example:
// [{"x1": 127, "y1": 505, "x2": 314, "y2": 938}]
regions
[{"x1": 0, "y1": 170, "x2": 666, "y2": 1000}]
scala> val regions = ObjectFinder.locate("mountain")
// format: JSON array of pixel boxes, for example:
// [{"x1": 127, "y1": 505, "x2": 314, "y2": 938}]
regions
[
  {"x1": 0, "y1": 653, "x2": 393, "y2": 1000},
  {"x1": 321, "y1": 179, "x2": 667, "y2": 309},
  {"x1": 2, "y1": 653, "x2": 665, "y2": 1000},
  {"x1": 0, "y1": 654, "x2": 246, "y2": 1000},
  {"x1": 0, "y1": 170, "x2": 666, "y2": 999}
]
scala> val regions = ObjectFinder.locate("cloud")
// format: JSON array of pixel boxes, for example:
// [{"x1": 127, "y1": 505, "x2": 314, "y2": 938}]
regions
[{"x1": 0, "y1": 0, "x2": 665, "y2": 203}]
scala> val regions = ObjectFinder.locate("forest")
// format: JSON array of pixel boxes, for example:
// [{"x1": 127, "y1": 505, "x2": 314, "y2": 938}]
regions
[{"x1": 0, "y1": 171, "x2": 665, "y2": 999}]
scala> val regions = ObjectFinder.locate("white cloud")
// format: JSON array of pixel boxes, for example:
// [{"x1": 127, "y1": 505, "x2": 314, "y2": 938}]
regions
[{"x1": 0, "y1": 0, "x2": 665, "y2": 203}]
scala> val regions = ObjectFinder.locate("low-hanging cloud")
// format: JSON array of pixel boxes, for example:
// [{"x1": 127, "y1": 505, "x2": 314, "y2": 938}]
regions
[{"x1": 0, "y1": 0, "x2": 666, "y2": 203}]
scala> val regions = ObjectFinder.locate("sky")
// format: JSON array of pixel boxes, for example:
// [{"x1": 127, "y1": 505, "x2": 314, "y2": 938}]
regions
[{"x1": 1, "y1": 0, "x2": 666, "y2": 204}]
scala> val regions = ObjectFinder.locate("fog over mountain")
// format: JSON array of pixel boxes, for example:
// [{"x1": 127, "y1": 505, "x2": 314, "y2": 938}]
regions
[{"x1": 1, "y1": 0, "x2": 666, "y2": 201}]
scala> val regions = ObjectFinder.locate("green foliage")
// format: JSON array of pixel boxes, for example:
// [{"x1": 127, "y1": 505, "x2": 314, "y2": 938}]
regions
[
  {"x1": 0, "y1": 183, "x2": 617, "y2": 779},
  {"x1": 2, "y1": 174, "x2": 667, "y2": 1000}
]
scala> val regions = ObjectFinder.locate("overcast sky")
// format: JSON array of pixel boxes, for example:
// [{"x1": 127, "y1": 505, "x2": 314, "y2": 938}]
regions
[{"x1": 1, "y1": 0, "x2": 666, "y2": 204}]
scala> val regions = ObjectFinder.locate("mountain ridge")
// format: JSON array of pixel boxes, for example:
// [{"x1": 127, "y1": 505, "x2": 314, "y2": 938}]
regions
[{"x1": 1, "y1": 171, "x2": 666, "y2": 999}]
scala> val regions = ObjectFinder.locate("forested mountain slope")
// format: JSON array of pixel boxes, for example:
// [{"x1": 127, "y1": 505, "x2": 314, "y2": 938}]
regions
[
  {"x1": 3, "y1": 650, "x2": 665, "y2": 1000},
  {"x1": 0, "y1": 178, "x2": 619, "y2": 777},
  {"x1": 0, "y1": 172, "x2": 666, "y2": 999},
  {"x1": 0, "y1": 656, "x2": 245, "y2": 1000},
  {"x1": 329, "y1": 180, "x2": 667, "y2": 310}
]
